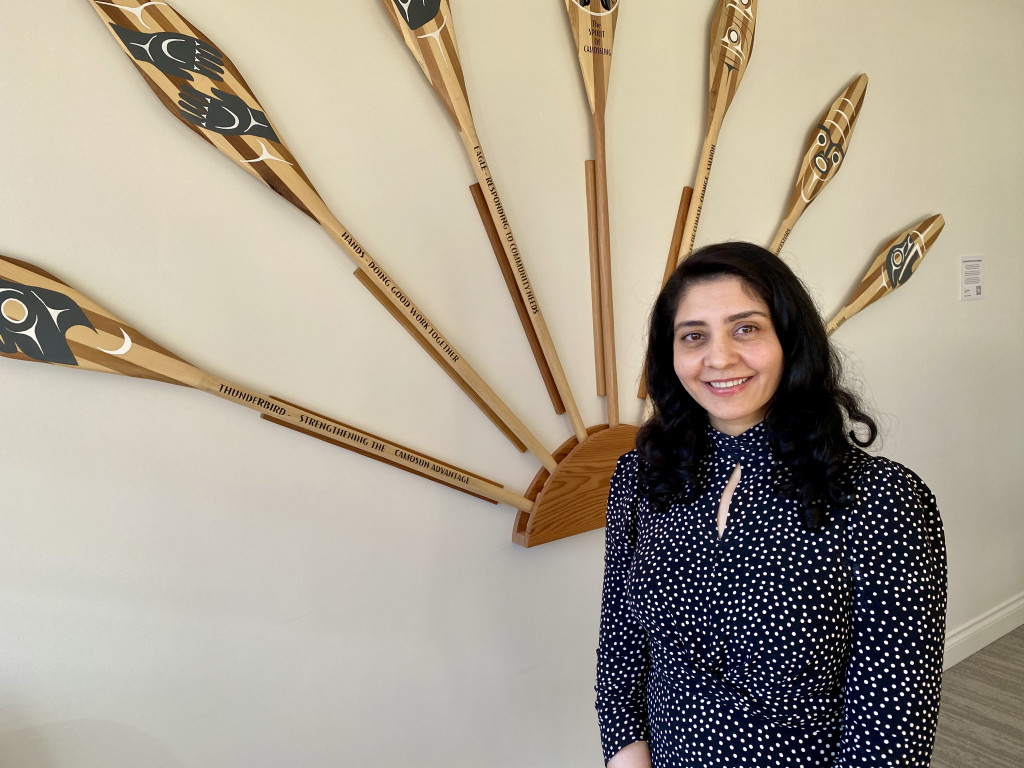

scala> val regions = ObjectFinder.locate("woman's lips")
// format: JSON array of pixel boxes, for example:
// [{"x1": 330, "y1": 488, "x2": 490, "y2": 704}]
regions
[{"x1": 703, "y1": 376, "x2": 752, "y2": 394}]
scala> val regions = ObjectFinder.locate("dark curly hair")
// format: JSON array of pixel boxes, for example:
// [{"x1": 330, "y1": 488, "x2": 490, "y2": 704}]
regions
[{"x1": 636, "y1": 242, "x2": 877, "y2": 530}]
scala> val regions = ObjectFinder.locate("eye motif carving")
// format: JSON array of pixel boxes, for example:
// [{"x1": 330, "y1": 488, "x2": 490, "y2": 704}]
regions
[
  {"x1": 884, "y1": 233, "x2": 923, "y2": 289},
  {"x1": 0, "y1": 279, "x2": 94, "y2": 366},
  {"x1": 391, "y1": 0, "x2": 443, "y2": 31},
  {"x1": 718, "y1": 0, "x2": 755, "y2": 73},
  {"x1": 812, "y1": 126, "x2": 846, "y2": 177},
  {"x1": 575, "y1": 0, "x2": 617, "y2": 11}
]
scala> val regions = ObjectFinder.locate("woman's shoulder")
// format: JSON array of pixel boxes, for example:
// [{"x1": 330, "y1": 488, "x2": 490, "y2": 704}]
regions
[
  {"x1": 608, "y1": 449, "x2": 642, "y2": 496},
  {"x1": 840, "y1": 448, "x2": 941, "y2": 532},
  {"x1": 844, "y1": 448, "x2": 934, "y2": 499}
]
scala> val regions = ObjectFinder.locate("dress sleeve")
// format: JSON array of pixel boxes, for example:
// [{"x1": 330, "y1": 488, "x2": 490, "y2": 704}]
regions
[
  {"x1": 595, "y1": 452, "x2": 651, "y2": 764},
  {"x1": 835, "y1": 458, "x2": 947, "y2": 767}
]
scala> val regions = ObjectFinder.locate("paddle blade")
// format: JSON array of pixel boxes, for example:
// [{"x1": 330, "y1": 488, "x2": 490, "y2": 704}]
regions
[
  {"x1": 379, "y1": 0, "x2": 472, "y2": 132},
  {"x1": 0, "y1": 254, "x2": 198, "y2": 386},
  {"x1": 827, "y1": 214, "x2": 945, "y2": 335},
  {"x1": 709, "y1": 0, "x2": 758, "y2": 117},
  {"x1": 774, "y1": 74, "x2": 869, "y2": 252},
  {"x1": 87, "y1": 0, "x2": 325, "y2": 219},
  {"x1": 564, "y1": 0, "x2": 620, "y2": 115}
]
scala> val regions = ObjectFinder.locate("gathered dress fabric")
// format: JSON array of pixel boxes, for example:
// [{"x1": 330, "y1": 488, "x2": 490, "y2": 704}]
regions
[{"x1": 595, "y1": 423, "x2": 947, "y2": 767}]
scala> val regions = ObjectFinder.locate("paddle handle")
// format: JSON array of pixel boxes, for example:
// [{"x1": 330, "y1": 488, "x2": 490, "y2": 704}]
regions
[
  {"x1": 195, "y1": 373, "x2": 532, "y2": 509},
  {"x1": 770, "y1": 209, "x2": 801, "y2": 255},
  {"x1": 591, "y1": 110, "x2": 619, "y2": 427},
  {"x1": 677, "y1": 108, "x2": 725, "y2": 262},
  {"x1": 585, "y1": 161, "x2": 606, "y2": 397},
  {"x1": 312, "y1": 207, "x2": 557, "y2": 471},
  {"x1": 469, "y1": 183, "x2": 565, "y2": 416},
  {"x1": 461, "y1": 135, "x2": 588, "y2": 443}
]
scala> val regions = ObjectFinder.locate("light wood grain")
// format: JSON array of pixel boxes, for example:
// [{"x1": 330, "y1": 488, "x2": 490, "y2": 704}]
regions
[
  {"x1": 0, "y1": 254, "x2": 531, "y2": 509},
  {"x1": 827, "y1": 214, "x2": 945, "y2": 336},
  {"x1": 470, "y1": 183, "x2": 565, "y2": 416},
  {"x1": 677, "y1": 0, "x2": 758, "y2": 261},
  {"x1": 381, "y1": 0, "x2": 588, "y2": 442},
  {"x1": 771, "y1": 74, "x2": 869, "y2": 254},
  {"x1": 585, "y1": 161, "x2": 606, "y2": 397},
  {"x1": 513, "y1": 424, "x2": 638, "y2": 548},
  {"x1": 565, "y1": 0, "x2": 621, "y2": 426},
  {"x1": 85, "y1": 0, "x2": 556, "y2": 470}
]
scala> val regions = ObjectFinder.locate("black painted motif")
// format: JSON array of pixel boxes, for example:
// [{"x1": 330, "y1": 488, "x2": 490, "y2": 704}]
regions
[
  {"x1": 0, "y1": 280, "x2": 93, "y2": 366},
  {"x1": 391, "y1": 0, "x2": 442, "y2": 31},
  {"x1": 177, "y1": 83, "x2": 280, "y2": 142},
  {"x1": 110, "y1": 24, "x2": 224, "y2": 82},
  {"x1": 884, "y1": 234, "x2": 921, "y2": 288},
  {"x1": 577, "y1": 0, "x2": 617, "y2": 11},
  {"x1": 812, "y1": 125, "x2": 844, "y2": 176}
]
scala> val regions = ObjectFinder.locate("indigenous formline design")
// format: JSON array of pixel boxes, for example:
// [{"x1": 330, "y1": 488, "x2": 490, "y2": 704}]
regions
[
  {"x1": 86, "y1": 0, "x2": 556, "y2": 470},
  {"x1": 0, "y1": 253, "x2": 531, "y2": 510},
  {"x1": 771, "y1": 74, "x2": 869, "y2": 254},
  {"x1": 827, "y1": 214, "x2": 945, "y2": 335}
]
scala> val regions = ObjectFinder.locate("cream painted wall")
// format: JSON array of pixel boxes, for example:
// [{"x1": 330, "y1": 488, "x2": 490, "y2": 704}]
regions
[{"x1": 0, "y1": 1, "x2": 1021, "y2": 766}]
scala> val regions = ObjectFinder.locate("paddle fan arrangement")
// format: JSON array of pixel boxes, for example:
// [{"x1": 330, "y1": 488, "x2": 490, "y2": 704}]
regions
[{"x1": 0, "y1": 0, "x2": 945, "y2": 547}]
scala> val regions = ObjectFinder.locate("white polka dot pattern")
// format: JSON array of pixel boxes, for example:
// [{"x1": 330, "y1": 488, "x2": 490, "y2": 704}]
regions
[{"x1": 595, "y1": 423, "x2": 947, "y2": 766}]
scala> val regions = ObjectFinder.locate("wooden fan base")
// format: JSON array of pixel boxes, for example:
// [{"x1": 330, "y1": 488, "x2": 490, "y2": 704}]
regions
[{"x1": 513, "y1": 424, "x2": 637, "y2": 548}]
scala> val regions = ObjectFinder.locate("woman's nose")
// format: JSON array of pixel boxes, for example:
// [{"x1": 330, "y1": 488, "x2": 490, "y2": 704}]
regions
[{"x1": 705, "y1": 335, "x2": 739, "y2": 368}]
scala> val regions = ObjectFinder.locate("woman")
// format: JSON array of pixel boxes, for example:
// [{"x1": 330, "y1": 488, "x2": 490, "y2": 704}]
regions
[{"x1": 595, "y1": 243, "x2": 946, "y2": 767}]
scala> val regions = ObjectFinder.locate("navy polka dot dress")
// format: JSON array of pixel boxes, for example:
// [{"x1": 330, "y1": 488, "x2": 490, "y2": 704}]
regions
[{"x1": 595, "y1": 423, "x2": 947, "y2": 766}]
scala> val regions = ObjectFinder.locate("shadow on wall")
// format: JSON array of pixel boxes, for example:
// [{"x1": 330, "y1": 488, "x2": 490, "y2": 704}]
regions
[{"x1": 0, "y1": 720, "x2": 183, "y2": 767}]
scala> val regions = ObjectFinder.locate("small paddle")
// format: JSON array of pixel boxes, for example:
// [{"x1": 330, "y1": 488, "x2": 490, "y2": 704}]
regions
[
  {"x1": 826, "y1": 214, "x2": 945, "y2": 336},
  {"x1": 379, "y1": 0, "x2": 588, "y2": 442},
  {"x1": 0, "y1": 252, "x2": 531, "y2": 509},
  {"x1": 676, "y1": 0, "x2": 758, "y2": 262},
  {"x1": 565, "y1": 0, "x2": 621, "y2": 426},
  {"x1": 85, "y1": 0, "x2": 556, "y2": 471},
  {"x1": 771, "y1": 74, "x2": 869, "y2": 254}
]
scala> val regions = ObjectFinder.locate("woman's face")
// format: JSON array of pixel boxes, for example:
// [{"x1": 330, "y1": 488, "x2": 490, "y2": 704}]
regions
[{"x1": 672, "y1": 276, "x2": 784, "y2": 436}]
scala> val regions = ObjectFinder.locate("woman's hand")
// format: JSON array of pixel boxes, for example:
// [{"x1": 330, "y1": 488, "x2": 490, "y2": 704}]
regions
[{"x1": 607, "y1": 740, "x2": 651, "y2": 768}]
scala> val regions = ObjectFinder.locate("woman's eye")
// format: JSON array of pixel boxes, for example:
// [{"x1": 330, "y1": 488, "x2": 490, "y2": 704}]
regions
[
  {"x1": 679, "y1": 332, "x2": 703, "y2": 343},
  {"x1": 735, "y1": 324, "x2": 756, "y2": 335}
]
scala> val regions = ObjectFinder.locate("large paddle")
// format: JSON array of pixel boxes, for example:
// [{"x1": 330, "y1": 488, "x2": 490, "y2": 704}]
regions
[
  {"x1": 0, "y1": 253, "x2": 531, "y2": 509},
  {"x1": 379, "y1": 1, "x2": 588, "y2": 443},
  {"x1": 85, "y1": 0, "x2": 556, "y2": 472},
  {"x1": 676, "y1": 0, "x2": 758, "y2": 262},
  {"x1": 565, "y1": 0, "x2": 621, "y2": 427},
  {"x1": 771, "y1": 74, "x2": 869, "y2": 254},
  {"x1": 826, "y1": 214, "x2": 945, "y2": 336}
]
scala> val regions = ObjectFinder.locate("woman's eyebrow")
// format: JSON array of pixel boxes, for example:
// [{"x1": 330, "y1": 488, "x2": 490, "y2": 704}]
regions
[
  {"x1": 673, "y1": 319, "x2": 707, "y2": 331},
  {"x1": 726, "y1": 310, "x2": 770, "y2": 322}
]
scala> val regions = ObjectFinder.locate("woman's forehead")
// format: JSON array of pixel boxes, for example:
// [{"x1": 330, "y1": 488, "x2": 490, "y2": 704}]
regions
[{"x1": 673, "y1": 275, "x2": 770, "y2": 321}]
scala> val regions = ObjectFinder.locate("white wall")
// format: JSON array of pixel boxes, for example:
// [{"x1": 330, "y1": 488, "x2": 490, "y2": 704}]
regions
[{"x1": 0, "y1": 1, "x2": 1020, "y2": 765}]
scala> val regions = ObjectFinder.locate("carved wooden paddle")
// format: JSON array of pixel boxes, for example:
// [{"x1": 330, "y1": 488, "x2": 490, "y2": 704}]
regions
[
  {"x1": 379, "y1": 0, "x2": 588, "y2": 442},
  {"x1": 676, "y1": 0, "x2": 758, "y2": 261},
  {"x1": 565, "y1": 0, "x2": 621, "y2": 427},
  {"x1": 0, "y1": 253, "x2": 532, "y2": 509},
  {"x1": 826, "y1": 214, "x2": 945, "y2": 336},
  {"x1": 86, "y1": 0, "x2": 556, "y2": 471},
  {"x1": 771, "y1": 74, "x2": 869, "y2": 254}
]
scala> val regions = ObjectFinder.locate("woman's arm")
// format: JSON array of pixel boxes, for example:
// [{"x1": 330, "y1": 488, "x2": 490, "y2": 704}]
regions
[
  {"x1": 607, "y1": 740, "x2": 652, "y2": 768},
  {"x1": 595, "y1": 452, "x2": 652, "y2": 764},
  {"x1": 835, "y1": 459, "x2": 947, "y2": 766}
]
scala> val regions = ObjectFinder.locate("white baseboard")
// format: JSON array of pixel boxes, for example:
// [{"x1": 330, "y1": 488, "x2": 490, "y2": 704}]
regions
[{"x1": 944, "y1": 590, "x2": 1024, "y2": 669}]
